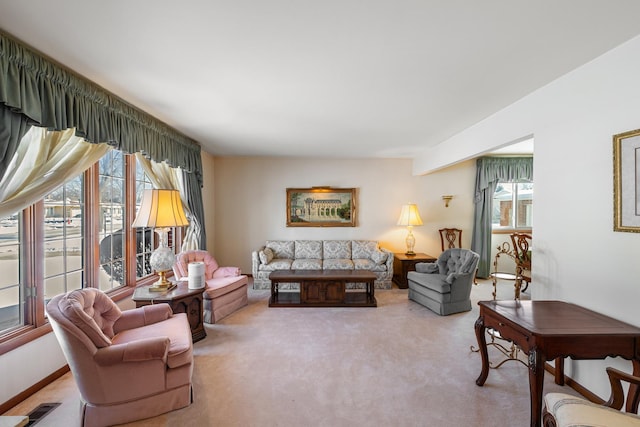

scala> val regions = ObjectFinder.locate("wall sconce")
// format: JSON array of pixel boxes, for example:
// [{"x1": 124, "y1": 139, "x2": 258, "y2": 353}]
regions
[{"x1": 442, "y1": 195, "x2": 453, "y2": 208}]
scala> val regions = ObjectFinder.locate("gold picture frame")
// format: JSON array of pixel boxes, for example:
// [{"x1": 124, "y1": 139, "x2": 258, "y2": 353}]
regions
[
  {"x1": 286, "y1": 187, "x2": 356, "y2": 227},
  {"x1": 613, "y1": 128, "x2": 640, "y2": 232}
]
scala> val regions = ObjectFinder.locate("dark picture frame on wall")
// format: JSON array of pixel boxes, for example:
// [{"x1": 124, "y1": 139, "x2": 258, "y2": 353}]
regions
[
  {"x1": 613, "y1": 128, "x2": 640, "y2": 232},
  {"x1": 286, "y1": 187, "x2": 356, "y2": 227}
]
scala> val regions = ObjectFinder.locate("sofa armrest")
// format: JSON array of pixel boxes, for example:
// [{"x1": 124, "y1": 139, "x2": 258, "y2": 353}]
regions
[
  {"x1": 381, "y1": 247, "x2": 394, "y2": 274},
  {"x1": 252, "y1": 247, "x2": 265, "y2": 276},
  {"x1": 94, "y1": 336, "x2": 170, "y2": 366},
  {"x1": 415, "y1": 262, "x2": 439, "y2": 274},
  {"x1": 114, "y1": 304, "x2": 173, "y2": 333}
]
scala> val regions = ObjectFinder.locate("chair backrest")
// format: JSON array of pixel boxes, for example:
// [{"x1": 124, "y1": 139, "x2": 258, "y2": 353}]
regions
[
  {"x1": 437, "y1": 248, "x2": 479, "y2": 275},
  {"x1": 510, "y1": 232, "x2": 532, "y2": 267},
  {"x1": 46, "y1": 289, "x2": 123, "y2": 400},
  {"x1": 439, "y1": 228, "x2": 462, "y2": 252},
  {"x1": 173, "y1": 250, "x2": 220, "y2": 280}
]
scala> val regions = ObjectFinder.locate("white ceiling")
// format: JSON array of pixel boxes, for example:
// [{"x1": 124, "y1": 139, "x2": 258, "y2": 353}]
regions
[{"x1": 1, "y1": 1, "x2": 640, "y2": 159}]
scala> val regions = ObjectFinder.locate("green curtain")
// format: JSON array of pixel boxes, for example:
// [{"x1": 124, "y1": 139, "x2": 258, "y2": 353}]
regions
[
  {"x1": 183, "y1": 169, "x2": 207, "y2": 250},
  {"x1": 0, "y1": 31, "x2": 202, "y2": 187},
  {"x1": 470, "y1": 157, "x2": 533, "y2": 277},
  {"x1": 0, "y1": 106, "x2": 31, "y2": 177}
]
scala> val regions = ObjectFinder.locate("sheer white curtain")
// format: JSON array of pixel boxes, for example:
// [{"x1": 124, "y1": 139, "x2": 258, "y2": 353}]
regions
[
  {"x1": 135, "y1": 153, "x2": 201, "y2": 250},
  {"x1": 0, "y1": 127, "x2": 111, "y2": 218}
]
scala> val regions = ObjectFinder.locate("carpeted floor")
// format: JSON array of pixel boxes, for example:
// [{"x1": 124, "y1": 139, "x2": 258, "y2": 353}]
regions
[{"x1": 3, "y1": 280, "x2": 581, "y2": 426}]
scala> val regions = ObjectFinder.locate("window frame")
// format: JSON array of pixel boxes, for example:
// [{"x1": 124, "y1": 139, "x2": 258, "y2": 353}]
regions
[
  {"x1": 0, "y1": 152, "x2": 184, "y2": 355},
  {"x1": 491, "y1": 181, "x2": 533, "y2": 234}
]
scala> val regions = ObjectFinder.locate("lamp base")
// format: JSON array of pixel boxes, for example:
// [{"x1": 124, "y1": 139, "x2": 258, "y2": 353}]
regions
[
  {"x1": 405, "y1": 251, "x2": 416, "y2": 256},
  {"x1": 147, "y1": 271, "x2": 176, "y2": 292}
]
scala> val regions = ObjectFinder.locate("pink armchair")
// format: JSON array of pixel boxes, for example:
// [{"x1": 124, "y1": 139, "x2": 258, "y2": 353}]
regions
[
  {"x1": 46, "y1": 288, "x2": 193, "y2": 427},
  {"x1": 173, "y1": 250, "x2": 248, "y2": 324}
]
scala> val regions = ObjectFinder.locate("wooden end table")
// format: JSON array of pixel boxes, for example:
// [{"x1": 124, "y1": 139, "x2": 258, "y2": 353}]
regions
[
  {"x1": 132, "y1": 281, "x2": 206, "y2": 342},
  {"x1": 392, "y1": 252, "x2": 437, "y2": 289}
]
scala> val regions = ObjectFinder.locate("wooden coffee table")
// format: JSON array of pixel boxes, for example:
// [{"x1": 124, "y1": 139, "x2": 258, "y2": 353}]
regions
[
  {"x1": 268, "y1": 269, "x2": 377, "y2": 308},
  {"x1": 133, "y1": 281, "x2": 206, "y2": 342}
]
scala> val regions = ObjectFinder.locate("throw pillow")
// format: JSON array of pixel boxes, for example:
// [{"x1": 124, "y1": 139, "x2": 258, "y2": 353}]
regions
[
  {"x1": 259, "y1": 247, "x2": 274, "y2": 264},
  {"x1": 371, "y1": 249, "x2": 388, "y2": 265}
]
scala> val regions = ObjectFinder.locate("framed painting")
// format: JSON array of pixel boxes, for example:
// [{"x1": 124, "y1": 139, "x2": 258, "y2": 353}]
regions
[
  {"x1": 286, "y1": 187, "x2": 356, "y2": 227},
  {"x1": 614, "y1": 128, "x2": 640, "y2": 232}
]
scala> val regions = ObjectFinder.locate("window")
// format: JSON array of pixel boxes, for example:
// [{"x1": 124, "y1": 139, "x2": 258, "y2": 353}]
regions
[
  {"x1": 0, "y1": 150, "x2": 185, "y2": 350},
  {"x1": 492, "y1": 182, "x2": 533, "y2": 229}
]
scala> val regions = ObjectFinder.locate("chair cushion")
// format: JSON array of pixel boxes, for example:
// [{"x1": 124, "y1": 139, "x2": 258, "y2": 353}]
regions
[
  {"x1": 205, "y1": 275, "x2": 249, "y2": 299},
  {"x1": 291, "y1": 259, "x2": 323, "y2": 270},
  {"x1": 406, "y1": 272, "x2": 452, "y2": 293},
  {"x1": 258, "y1": 259, "x2": 293, "y2": 271},
  {"x1": 323, "y1": 259, "x2": 354, "y2": 270},
  {"x1": 57, "y1": 288, "x2": 122, "y2": 348},
  {"x1": 112, "y1": 313, "x2": 192, "y2": 369},
  {"x1": 544, "y1": 392, "x2": 640, "y2": 427}
]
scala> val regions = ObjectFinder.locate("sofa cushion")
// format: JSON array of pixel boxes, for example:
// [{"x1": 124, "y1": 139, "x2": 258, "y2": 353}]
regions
[
  {"x1": 323, "y1": 259, "x2": 354, "y2": 270},
  {"x1": 371, "y1": 248, "x2": 388, "y2": 265},
  {"x1": 266, "y1": 240, "x2": 295, "y2": 259},
  {"x1": 352, "y1": 240, "x2": 378, "y2": 259},
  {"x1": 323, "y1": 240, "x2": 351, "y2": 259},
  {"x1": 259, "y1": 259, "x2": 293, "y2": 271},
  {"x1": 292, "y1": 259, "x2": 323, "y2": 269},
  {"x1": 295, "y1": 240, "x2": 323, "y2": 259},
  {"x1": 353, "y1": 259, "x2": 388, "y2": 272}
]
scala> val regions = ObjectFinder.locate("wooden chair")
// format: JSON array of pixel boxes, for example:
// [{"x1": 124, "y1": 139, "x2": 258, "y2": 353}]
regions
[
  {"x1": 439, "y1": 228, "x2": 462, "y2": 251},
  {"x1": 543, "y1": 367, "x2": 640, "y2": 426},
  {"x1": 510, "y1": 232, "x2": 531, "y2": 298}
]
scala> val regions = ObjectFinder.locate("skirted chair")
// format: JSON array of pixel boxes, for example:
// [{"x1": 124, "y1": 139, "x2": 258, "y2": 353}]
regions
[
  {"x1": 407, "y1": 248, "x2": 480, "y2": 315},
  {"x1": 173, "y1": 250, "x2": 248, "y2": 324},
  {"x1": 46, "y1": 288, "x2": 193, "y2": 427}
]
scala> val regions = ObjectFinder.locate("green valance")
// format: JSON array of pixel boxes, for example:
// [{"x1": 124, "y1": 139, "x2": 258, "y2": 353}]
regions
[{"x1": 0, "y1": 31, "x2": 202, "y2": 186}]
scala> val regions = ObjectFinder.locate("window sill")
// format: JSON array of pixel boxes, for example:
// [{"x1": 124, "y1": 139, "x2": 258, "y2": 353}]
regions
[{"x1": 492, "y1": 228, "x2": 532, "y2": 235}]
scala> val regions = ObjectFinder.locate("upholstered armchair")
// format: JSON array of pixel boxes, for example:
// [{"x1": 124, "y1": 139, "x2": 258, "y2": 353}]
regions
[
  {"x1": 173, "y1": 250, "x2": 248, "y2": 323},
  {"x1": 46, "y1": 288, "x2": 193, "y2": 427},
  {"x1": 406, "y1": 248, "x2": 480, "y2": 315}
]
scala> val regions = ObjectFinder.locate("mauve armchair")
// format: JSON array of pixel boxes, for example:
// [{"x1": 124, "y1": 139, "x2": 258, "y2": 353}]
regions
[
  {"x1": 173, "y1": 250, "x2": 248, "y2": 324},
  {"x1": 46, "y1": 288, "x2": 193, "y2": 427}
]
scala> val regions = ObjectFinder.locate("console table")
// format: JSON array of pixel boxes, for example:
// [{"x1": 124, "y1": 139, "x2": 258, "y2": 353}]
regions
[
  {"x1": 474, "y1": 300, "x2": 640, "y2": 427},
  {"x1": 269, "y1": 270, "x2": 377, "y2": 307},
  {"x1": 133, "y1": 281, "x2": 206, "y2": 342}
]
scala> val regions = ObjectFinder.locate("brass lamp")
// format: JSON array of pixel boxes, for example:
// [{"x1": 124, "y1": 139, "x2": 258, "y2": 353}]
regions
[
  {"x1": 132, "y1": 189, "x2": 189, "y2": 291},
  {"x1": 397, "y1": 203, "x2": 423, "y2": 255}
]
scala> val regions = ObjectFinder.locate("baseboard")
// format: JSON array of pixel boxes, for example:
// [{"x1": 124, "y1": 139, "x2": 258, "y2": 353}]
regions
[
  {"x1": 0, "y1": 365, "x2": 70, "y2": 414},
  {"x1": 544, "y1": 361, "x2": 604, "y2": 404}
]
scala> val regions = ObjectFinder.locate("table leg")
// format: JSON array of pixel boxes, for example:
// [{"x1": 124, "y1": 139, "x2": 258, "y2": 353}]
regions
[
  {"x1": 528, "y1": 348, "x2": 545, "y2": 427},
  {"x1": 554, "y1": 357, "x2": 565, "y2": 385},
  {"x1": 475, "y1": 316, "x2": 490, "y2": 386}
]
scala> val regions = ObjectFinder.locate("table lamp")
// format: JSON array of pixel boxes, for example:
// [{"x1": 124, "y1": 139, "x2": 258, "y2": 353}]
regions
[
  {"x1": 397, "y1": 203, "x2": 423, "y2": 255},
  {"x1": 132, "y1": 189, "x2": 189, "y2": 291}
]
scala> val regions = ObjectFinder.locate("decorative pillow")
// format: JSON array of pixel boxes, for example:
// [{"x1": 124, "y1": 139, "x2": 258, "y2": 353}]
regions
[
  {"x1": 371, "y1": 249, "x2": 388, "y2": 265},
  {"x1": 259, "y1": 247, "x2": 274, "y2": 264}
]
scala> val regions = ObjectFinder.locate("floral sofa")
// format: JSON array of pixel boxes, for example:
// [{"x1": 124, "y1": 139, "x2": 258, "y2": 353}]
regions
[{"x1": 251, "y1": 240, "x2": 393, "y2": 290}]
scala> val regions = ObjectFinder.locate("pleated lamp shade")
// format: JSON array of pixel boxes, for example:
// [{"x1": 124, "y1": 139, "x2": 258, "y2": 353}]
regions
[{"x1": 132, "y1": 189, "x2": 189, "y2": 228}]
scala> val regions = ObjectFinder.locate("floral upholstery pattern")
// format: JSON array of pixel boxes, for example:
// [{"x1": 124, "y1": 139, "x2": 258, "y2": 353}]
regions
[
  {"x1": 252, "y1": 240, "x2": 393, "y2": 290},
  {"x1": 266, "y1": 240, "x2": 295, "y2": 259},
  {"x1": 323, "y1": 240, "x2": 351, "y2": 259},
  {"x1": 352, "y1": 240, "x2": 378, "y2": 259},
  {"x1": 295, "y1": 240, "x2": 323, "y2": 259}
]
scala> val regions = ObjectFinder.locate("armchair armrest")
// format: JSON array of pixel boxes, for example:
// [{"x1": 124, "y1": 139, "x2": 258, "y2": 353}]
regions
[
  {"x1": 213, "y1": 266, "x2": 241, "y2": 278},
  {"x1": 415, "y1": 263, "x2": 439, "y2": 274},
  {"x1": 606, "y1": 367, "x2": 640, "y2": 411},
  {"x1": 113, "y1": 304, "x2": 173, "y2": 333},
  {"x1": 94, "y1": 336, "x2": 170, "y2": 366}
]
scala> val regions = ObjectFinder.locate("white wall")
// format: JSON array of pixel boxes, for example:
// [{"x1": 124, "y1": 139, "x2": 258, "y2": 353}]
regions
[
  {"x1": 414, "y1": 34, "x2": 640, "y2": 398},
  {"x1": 211, "y1": 157, "x2": 477, "y2": 274}
]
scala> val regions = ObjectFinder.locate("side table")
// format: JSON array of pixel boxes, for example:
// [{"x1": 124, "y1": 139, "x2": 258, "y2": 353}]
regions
[
  {"x1": 392, "y1": 252, "x2": 437, "y2": 289},
  {"x1": 132, "y1": 281, "x2": 206, "y2": 342}
]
